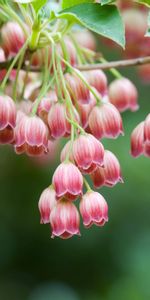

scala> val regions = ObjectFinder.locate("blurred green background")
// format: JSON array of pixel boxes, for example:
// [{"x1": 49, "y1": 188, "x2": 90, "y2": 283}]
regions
[{"x1": 0, "y1": 45, "x2": 150, "y2": 300}]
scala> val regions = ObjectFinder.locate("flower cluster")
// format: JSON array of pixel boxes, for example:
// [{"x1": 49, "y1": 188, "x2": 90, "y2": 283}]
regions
[{"x1": 0, "y1": 8, "x2": 148, "y2": 240}]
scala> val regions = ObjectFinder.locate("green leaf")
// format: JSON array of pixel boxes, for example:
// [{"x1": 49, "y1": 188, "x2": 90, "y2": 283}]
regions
[
  {"x1": 32, "y1": 0, "x2": 47, "y2": 12},
  {"x1": 58, "y1": 3, "x2": 125, "y2": 48},
  {"x1": 135, "y1": 0, "x2": 150, "y2": 6},
  {"x1": 62, "y1": 0, "x2": 94, "y2": 10}
]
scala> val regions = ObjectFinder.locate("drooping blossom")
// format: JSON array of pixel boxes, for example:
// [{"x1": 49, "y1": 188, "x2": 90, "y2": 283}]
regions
[
  {"x1": 72, "y1": 133, "x2": 104, "y2": 173},
  {"x1": 109, "y1": 78, "x2": 138, "y2": 112},
  {"x1": 131, "y1": 121, "x2": 145, "y2": 157},
  {"x1": 14, "y1": 115, "x2": 48, "y2": 156},
  {"x1": 83, "y1": 70, "x2": 108, "y2": 96},
  {"x1": 0, "y1": 95, "x2": 16, "y2": 144},
  {"x1": 52, "y1": 162, "x2": 83, "y2": 200},
  {"x1": 65, "y1": 73, "x2": 91, "y2": 105},
  {"x1": 1, "y1": 22, "x2": 26, "y2": 57},
  {"x1": 80, "y1": 191, "x2": 108, "y2": 228},
  {"x1": 89, "y1": 102, "x2": 123, "y2": 139},
  {"x1": 38, "y1": 187, "x2": 57, "y2": 224},
  {"x1": 91, "y1": 150, "x2": 123, "y2": 188},
  {"x1": 50, "y1": 199, "x2": 80, "y2": 239}
]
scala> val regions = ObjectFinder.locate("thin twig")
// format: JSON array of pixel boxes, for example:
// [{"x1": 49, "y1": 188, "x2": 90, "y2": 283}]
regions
[
  {"x1": 77, "y1": 56, "x2": 150, "y2": 71},
  {"x1": 1, "y1": 55, "x2": 150, "y2": 72}
]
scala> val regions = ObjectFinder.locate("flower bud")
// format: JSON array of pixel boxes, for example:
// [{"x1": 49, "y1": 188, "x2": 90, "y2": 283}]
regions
[
  {"x1": 91, "y1": 150, "x2": 123, "y2": 188},
  {"x1": 131, "y1": 121, "x2": 144, "y2": 157},
  {"x1": 80, "y1": 191, "x2": 108, "y2": 228},
  {"x1": 83, "y1": 70, "x2": 108, "y2": 96},
  {"x1": 65, "y1": 73, "x2": 90, "y2": 104},
  {"x1": 89, "y1": 102, "x2": 123, "y2": 139},
  {"x1": 72, "y1": 133, "x2": 104, "y2": 173},
  {"x1": 14, "y1": 115, "x2": 48, "y2": 156},
  {"x1": 38, "y1": 187, "x2": 57, "y2": 224},
  {"x1": 50, "y1": 199, "x2": 80, "y2": 239},
  {"x1": 52, "y1": 162, "x2": 83, "y2": 200},
  {"x1": 109, "y1": 78, "x2": 138, "y2": 112},
  {"x1": 1, "y1": 22, "x2": 26, "y2": 57},
  {"x1": 0, "y1": 95, "x2": 16, "y2": 144}
]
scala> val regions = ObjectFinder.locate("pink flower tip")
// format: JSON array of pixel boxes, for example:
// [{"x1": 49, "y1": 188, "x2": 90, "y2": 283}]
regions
[
  {"x1": 52, "y1": 162, "x2": 83, "y2": 200},
  {"x1": 80, "y1": 191, "x2": 108, "y2": 228},
  {"x1": 50, "y1": 200, "x2": 80, "y2": 239}
]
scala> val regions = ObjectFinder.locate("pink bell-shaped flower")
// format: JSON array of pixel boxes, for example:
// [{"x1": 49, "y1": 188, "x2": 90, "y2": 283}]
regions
[
  {"x1": 48, "y1": 102, "x2": 71, "y2": 139},
  {"x1": 14, "y1": 115, "x2": 48, "y2": 156},
  {"x1": 65, "y1": 73, "x2": 90, "y2": 104},
  {"x1": 80, "y1": 191, "x2": 108, "y2": 228},
  {"x1": 38, "y1": 187, "x2": 57, "y2": 224},
  {"x1": 1, "y1": 22, "x2": 26, "y2": 57},
  {"x1": 72, "y1": 133, "x2": 104, "y2": 173},
  {"x1": 89, "y1": 102, "x2": 123, "y2": 139},
  {"x1": 83, "y1": 70, "x2": 108, "y2": 96},
  {"x1": 131, "y1": 121, "x2": 144, "y2": 157},
  {"x1": 91, "y1": 150, "x2": 123, "y2": 188},
  {"x1": 52, "y1": 162, "x2": 83, "y2": 200},
  {"x1": 50, "y1": 199, "x2": 80, "y2": 239},
  {"x1": 109, "y1": 78, "x2": 138, "y2": 112},
  {"x1": 0, "y1": 95, "x2": 16, "y2": 144}
]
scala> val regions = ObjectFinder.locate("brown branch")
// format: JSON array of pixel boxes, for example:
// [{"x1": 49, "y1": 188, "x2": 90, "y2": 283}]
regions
[
  {"x1": 1, "y1": 56, "x2": 150, "y2": 72},
  {"x1": 77, "y1": 56, "x2": 150, "y2": 71}
]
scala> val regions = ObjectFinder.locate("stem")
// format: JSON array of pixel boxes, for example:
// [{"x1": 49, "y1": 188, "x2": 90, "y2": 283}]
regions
[
  {"x1": 31, "y1": 77, "x2": 54, "y2": 116},
  {"x1": 0, "y1": 38, "x2": 29, "y2": 91},
  {"x1": 84, "y1": 178, "x2": 92, "y2": 192},
  {"x1": 56, "y1": 50, "x2": 85, "y2": 134},
  {"x1": 29, "y1": 4, "x2": 36, "y2": 21},
  {"x1": 21, "y1": 55, "x2": 33, "y2": 99},
  {"x1": 62, "y1": 58, "x2": 101, "y2": 104},
  {"x1": 12, "y1": 49, "x2": 26, "y2": 101},
  {"x1": 18, "y1": 3, "x2": 33, "y2": 29},
  {"x1": 1, "y1": 4, "x2": 28, "y2": 36},
  {"x1": 29, "y1": 29, "x2": 41, "y2": 51},
  {"x1": 59, "y1": 38, "x2": 70, "y2": 63},
  {"x1": 31, "y1": 47, "x2": 51, "y2": 115},
  {"x1": 52, "y1": 43, "x2": 63, "y2": 100},
  {"x1": 69, "y1": 33, "x2": 86, "y2": 64}
]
